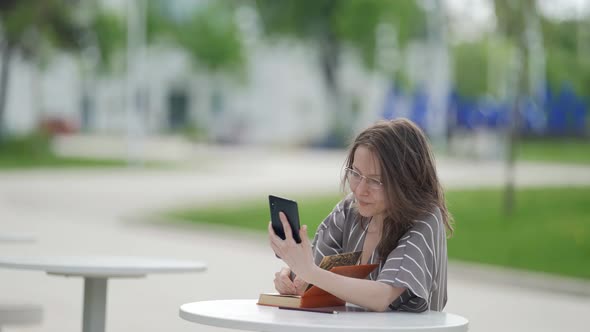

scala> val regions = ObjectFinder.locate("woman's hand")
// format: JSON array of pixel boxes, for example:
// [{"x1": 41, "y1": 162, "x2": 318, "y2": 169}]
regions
[
  {"x1": 268, "y1": 212, "x2": 316, "y2": 281},
  {"x1": 273, "y1": 267, "x2": 308, "y2": 295}
]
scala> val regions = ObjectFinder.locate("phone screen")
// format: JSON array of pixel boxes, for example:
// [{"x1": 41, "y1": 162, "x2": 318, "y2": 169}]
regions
[{"x1": 269, "y1": 195, "x2": 301, "y2": 244}]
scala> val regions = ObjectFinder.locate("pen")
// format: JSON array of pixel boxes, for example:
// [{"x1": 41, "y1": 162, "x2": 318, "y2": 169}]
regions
[{"x1": 278, "y1": 306, "x2": 338, "y2": 314}]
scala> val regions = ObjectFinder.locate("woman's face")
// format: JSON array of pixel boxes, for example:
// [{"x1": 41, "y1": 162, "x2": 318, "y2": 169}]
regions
[{"x1": 350, "y1": 145, "x2": 388, "y2": 219}]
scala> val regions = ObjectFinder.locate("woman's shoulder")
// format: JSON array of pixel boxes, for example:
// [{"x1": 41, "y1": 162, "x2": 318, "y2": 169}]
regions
[{"x1": 406, "y1": 206, "x2": 444, "y2": 237}]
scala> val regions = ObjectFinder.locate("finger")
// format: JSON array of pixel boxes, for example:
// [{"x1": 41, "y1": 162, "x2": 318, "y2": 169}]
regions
[
  {"x1": 268, "y1": 222, "x2": 274, "y2": 243},
  {"x1": 274, "y1": 277, "x2": 292, "y2": 294},
  {"x1": 282, "y1": 268, "x2": 296, "y2": 290},
  {"x1": 274, "y1": 272, "x2": 288, "y2": 288},
  {"x1": 268, "y1": 221, "x2": 277, "y2": 238},
  {"x1": 294, "y1": 280, "x2": 307, "y2": 294},
  {"x1": 300, "y1": 225, "x2": 310, "y2": 245},
  {"x1": 268, "y1": 222, "x2": 280, "y2": 251},
  {"x1": 285, "y1": 284, "x2": 296, "y2": 294},
  {"x1": 279, "y1": 212, "x2": 294, "y2": 242},
  {"x1": 279, "y1": 267, "x2": 291, "y2": 280},
  {"x1": 279, "y1": 277, "x2": 296, "y2": 293},
  {"x1": 293, "y1": 277, "x2": 306, "y2": 289},
  {"x1": 278, "y1": 281, "x2": 295, "y2": 294},
  {"x1": 268, "y1": 221, "x2": 283, "y2": 244},
  {"x1": 275, "y1": 271, "x2": 295, "y2": 294}
]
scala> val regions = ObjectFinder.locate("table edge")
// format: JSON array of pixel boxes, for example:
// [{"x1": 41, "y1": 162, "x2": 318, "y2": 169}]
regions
[{"x1": 179, "y1": 300, "x2": 469, "y2": 332}]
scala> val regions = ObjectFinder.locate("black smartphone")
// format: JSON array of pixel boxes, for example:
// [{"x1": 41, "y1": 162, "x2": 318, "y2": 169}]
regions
[{"x1": 269, "y1": 195, "x2": 301, "y2": 244}]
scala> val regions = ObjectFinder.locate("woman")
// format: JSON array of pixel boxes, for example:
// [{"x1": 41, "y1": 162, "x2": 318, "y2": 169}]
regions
[{"x1": 268, "y1": 118, "x2": 453, "y2": 312}]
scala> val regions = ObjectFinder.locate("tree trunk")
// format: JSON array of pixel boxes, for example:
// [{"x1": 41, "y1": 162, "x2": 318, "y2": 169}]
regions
[
  {"x1": 30, "y1": 29, "x2": 44, "y2": 131},
  {"x1": 31, "y1": 58, "x2": 44, "y2": 131},
  {"x1": 504, "y1": 94, "x2": 518, "y2": 215},
  {"x1": 504, "y1": 35, "x2": 528, "y2": 216},
  {"x1": 0, "y1": 43, "x2": 13, "y2": 140},
  {"x1": 319, "y1": 29, "x2": 344, "y2": 144},
  {"x1": 317, "y1": 1, "x2": 346, "y2": 147}
]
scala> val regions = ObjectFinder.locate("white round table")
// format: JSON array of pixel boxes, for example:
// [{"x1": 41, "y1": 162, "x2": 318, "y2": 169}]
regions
[
  {"x1": 0, "y1": 256, "x2": 207, "y2": 332},
  {"x1": 179, "y1": 299, "x2": 469, "y2": 332}
]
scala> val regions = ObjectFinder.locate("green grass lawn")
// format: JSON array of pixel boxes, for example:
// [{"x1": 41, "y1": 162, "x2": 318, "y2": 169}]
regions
[
  {"x1": 166, "y1": 187, "x2": 590, "y2": 280},
  {"x1": 0, "y1": 154, "x2": 129, "y2": 168},
  {"x1": 0, "y1": 134, "x2": 135, "y2": 169},
  {"x1": 446, "y1": 188, "x2": 590, "y2": 279},
  {"x1": 519, "y1": 138, "x2": 590, "y2": 164}
]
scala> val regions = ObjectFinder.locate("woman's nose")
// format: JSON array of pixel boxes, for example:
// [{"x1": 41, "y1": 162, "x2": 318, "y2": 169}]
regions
[{"x1": 354, "y1": 178, "x2": 370, "y2": 195}]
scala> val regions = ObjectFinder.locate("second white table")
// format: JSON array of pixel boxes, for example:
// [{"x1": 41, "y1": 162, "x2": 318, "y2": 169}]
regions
[{"x1": 0, "y1": 255, "x2": 207, "y2": 332}]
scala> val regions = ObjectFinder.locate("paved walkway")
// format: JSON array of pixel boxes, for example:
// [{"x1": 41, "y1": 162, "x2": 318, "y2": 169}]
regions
[{"x1": 1, "y1": 145, "x2": 589, "y2": 332}]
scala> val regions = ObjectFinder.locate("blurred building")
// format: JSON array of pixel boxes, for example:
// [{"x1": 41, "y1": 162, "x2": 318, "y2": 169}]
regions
[
  {"x1": 6, "y1": 0, "x2": 586, "y2": 149},
  {"x1": 2, "y1": 0, "x2": 393, "y2": 146}
]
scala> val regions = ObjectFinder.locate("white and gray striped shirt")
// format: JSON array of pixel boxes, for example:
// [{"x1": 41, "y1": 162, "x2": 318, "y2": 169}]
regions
[{"x1": 311, "y1": 194, "x2": 448, "y2": 312}]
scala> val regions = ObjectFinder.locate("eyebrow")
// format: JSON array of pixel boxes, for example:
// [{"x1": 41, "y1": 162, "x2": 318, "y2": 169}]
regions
[{"x1": 352, "y1": 165, "x2": 381, "y2": 178}]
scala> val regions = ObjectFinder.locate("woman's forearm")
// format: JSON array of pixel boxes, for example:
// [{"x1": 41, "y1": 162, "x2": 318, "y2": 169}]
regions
[{"x1": 304, "y1": 265, "x2": 405, "y2": 312}]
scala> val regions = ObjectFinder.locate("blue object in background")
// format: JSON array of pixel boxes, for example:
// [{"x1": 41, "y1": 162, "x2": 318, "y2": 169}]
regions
[
  {"x1": 382, "y1": 82, "x2": 588, "y2": 137},
  {"x1": 410, "y1": 88, "x2": 428, "y2": 130},
  {"x1": 573, "y1": 99, "x2": 587, "y2": 136},
  {"x1": 382, "y1": 85, "x2": 398, "y2": 120}
]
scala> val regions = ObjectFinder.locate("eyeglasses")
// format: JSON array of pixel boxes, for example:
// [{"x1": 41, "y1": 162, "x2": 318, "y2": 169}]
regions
[{"x1": 344, "y1": 168, "x2": 384, "y2": 191}]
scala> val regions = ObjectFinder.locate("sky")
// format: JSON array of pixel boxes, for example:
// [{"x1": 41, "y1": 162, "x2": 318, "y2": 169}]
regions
[
  {"x1": 445, "y1": 0, "x2": 590, "y2": 21},
  {"x1": 537, "y1": 0, "x2": 590, "y2": 20},
  {"x1": 444, "y1": 0, "x2": 589, "y2": 41}
]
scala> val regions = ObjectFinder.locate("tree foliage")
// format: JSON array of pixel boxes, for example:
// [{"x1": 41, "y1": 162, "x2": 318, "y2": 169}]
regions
[
  {"x1": 255, "y1": 0, "x2": 426, "y2": 70},
  {"x1": 253, "y1": 0, "x2": 426, "y2": 143},
  {"x1": 0, "y1": 0, "x2": 85, "y2": 137},
  {"x1": 174, "y1": 3, "x2": 244, "y2": 73},
  {"x1": 0, "y1": 0, "x2": 82, "y2": 55},
  {"x1": 453, "y1": 0, "x2": 589, "y2": 100},
  {"x1": 452, "y1": 38, "x2": 514, "y2": 98},
  {"x1": 335, "y1": 0, "x2": 426, "y2": 69},
  {"x1": 542, "y1": 18, "x2": 590, "y2": 97},
  {"x1": 147, "y1": 0, "x2": 245, "y2": 74},
  {"x1": 91, "y1": 9, "x2": 125, "y2": 72}
]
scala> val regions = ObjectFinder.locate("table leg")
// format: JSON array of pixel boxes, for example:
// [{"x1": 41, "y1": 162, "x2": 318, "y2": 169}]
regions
[{"x1": 82, "y1": 277, "x2": 108, "y2": 332}]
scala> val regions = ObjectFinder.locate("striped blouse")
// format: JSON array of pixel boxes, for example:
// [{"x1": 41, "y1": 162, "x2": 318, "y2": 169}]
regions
[{"x1": 311, "y1": 194, "x2": 448, "y2": 312}]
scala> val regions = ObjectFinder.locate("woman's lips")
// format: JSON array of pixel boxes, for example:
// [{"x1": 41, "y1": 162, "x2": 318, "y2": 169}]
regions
[{"x1": 358, "y1": 200, "x2": 371, "y2": 207}]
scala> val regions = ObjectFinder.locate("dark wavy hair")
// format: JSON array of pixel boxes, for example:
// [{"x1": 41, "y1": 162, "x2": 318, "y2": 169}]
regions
[{"x1": 342, "y1": 118, "x2": 453, "y2": 263}]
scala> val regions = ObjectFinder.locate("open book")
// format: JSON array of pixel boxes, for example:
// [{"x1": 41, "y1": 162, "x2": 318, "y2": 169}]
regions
[{"x1": 257, "y1": 251, "x2": 378, "y2": 309}]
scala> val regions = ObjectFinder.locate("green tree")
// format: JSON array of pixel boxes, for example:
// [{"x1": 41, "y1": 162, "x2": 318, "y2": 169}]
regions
[
  {"x1": 452, "y1": 38, "x2": 513, "y2": 99},
  {"x1": 452, "y1": 41, "x2": 490, "y2": 99},
  {"x1": 0, "y1": 0, "x2": 83, "y2": 139},
  {"x1": 493, "y1": 0, "x2": 536, "y2": 215},
  {"x1": 77, "y1": 6, "x2": 126, "y2": 132},
  {"x1": 146, "y1": 0, "x2": 245, "y2": 75},
  {"x1": 254, "y1": 0, "x2": 426, "y2": 145},
  {"x1": 542, "y1": 18, "x2": 590, "y2": 98},
  {"x1": 174, "y1": 3, "x2": 245, "y2": 74},
  {"x1": 135, "y1": 0, "x2": 246, "y2": 138},
  {"x1": 90, "y1": 9, "x2": 126, "y2": 73}
]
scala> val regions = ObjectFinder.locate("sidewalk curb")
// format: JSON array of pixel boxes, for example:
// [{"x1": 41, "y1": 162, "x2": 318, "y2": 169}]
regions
[{"x1": 449, "y1": 261, "x2": 590, "y2": 297}]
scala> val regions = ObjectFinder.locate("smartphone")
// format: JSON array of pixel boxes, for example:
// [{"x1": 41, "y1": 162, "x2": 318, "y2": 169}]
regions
[{"x1": 269, "y1": 195, "x2": 301, "y2": 244}]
